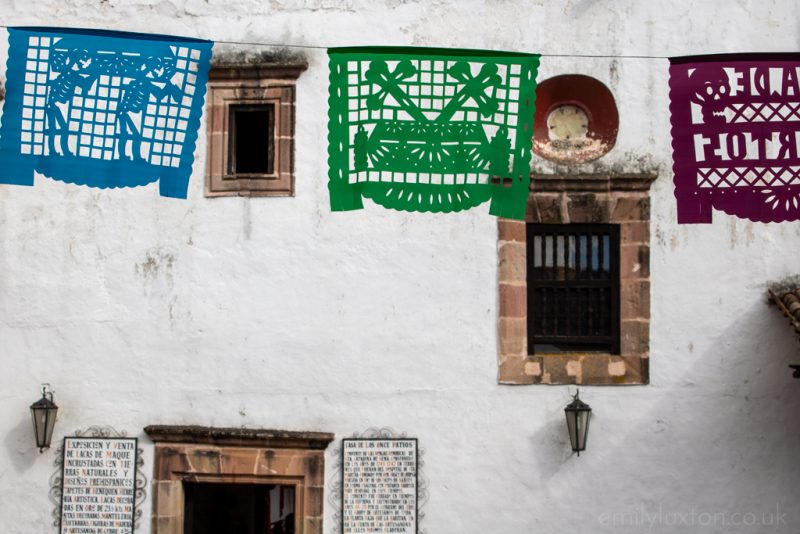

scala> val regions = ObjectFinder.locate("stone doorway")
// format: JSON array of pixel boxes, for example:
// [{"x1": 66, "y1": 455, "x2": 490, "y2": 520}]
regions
[
  {"x1": 184, "y1": 482, "x2": 295, "y2": 534},
  {"x1": 145, "y1": 425, "x2": 334, "y2": 534}
]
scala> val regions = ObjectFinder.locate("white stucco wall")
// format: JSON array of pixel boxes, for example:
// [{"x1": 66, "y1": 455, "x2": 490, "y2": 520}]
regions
[{"x1": 1, "y1": 1, "x2": 800, "y2": 533}]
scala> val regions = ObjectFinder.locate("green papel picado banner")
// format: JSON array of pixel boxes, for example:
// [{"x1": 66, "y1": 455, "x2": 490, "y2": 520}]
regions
[{"x1": 328, "y1": 47, "x2": 540, "y2": 219}]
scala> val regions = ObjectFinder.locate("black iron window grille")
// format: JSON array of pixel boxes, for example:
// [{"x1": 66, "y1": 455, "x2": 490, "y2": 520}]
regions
[{"x1": 527, "y1": 223, "x2": 620, "y2": 354}]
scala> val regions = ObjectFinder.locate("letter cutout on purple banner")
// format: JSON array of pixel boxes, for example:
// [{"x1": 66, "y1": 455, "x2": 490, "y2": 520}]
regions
[{"x1": 670, "y1": 54, "x2": 800, "y2": 223}]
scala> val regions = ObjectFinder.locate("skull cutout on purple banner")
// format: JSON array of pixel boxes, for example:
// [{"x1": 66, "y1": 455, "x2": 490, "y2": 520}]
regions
[
  {"x1": 670, "y1": 54, "x2": 800, "y2": 223},
  {"x1": 688, "y1": 66, "x2": 730, "y2": 126}
]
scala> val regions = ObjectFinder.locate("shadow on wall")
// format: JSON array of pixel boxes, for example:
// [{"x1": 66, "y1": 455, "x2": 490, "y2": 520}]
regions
[
  {"x1": 3, "y1": 411, "x2": 42, "y2": 474},
  {"x1": 562, "y1": 298, "x2": 800, "y2": 533},
  {"x1": 529, "y1": 405, "x2": 581, "y2": 482}
]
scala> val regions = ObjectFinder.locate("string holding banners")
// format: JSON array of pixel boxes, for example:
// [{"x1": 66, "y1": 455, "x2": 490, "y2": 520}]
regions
[
  {"x1": 328, "y1": 47, "x2": 540, "y2": 219},
  {"x1": 670, "y1": 53, "x2": 800, "y2": 223},
  {"x1": 0, "y1": 27, "x2": 212, "y2": 198}
]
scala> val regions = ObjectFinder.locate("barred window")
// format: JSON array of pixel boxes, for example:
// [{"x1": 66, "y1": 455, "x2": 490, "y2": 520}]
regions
[{"x1": 527, "y1": 224, "x2": 620, "y2": 354}]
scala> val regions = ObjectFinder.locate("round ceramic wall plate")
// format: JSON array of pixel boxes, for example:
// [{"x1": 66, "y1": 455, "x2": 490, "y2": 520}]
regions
[{"x1": 532, "y1": 74, "x2": 619, "y2": 164}]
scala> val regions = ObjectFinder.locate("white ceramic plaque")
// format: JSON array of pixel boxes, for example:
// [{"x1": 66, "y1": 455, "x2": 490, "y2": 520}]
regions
[
  {"x1": 342, "y1": 438, "x2": 417, "y2": 534},
  {"x1": 60, "y1": 437, "x2": 137, "y2": 534}
]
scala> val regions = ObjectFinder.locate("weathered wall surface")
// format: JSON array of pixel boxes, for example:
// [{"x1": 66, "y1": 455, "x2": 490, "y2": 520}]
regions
[{"x1": 1, "y1": 1, "x2": 800, "y2": 533}]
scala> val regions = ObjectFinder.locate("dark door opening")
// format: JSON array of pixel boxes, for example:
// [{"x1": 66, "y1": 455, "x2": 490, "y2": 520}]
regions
[
  {"x1": 183, "y1": 482, "x2": 295, "y2": 534},
  {"x1": 228, "y1": 105, "x2": 275, "y2": 175}
]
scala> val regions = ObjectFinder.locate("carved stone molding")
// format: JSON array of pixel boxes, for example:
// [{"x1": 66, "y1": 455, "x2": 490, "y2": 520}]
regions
[
  {"x1": 144, "y1": 425, "x2": 334, "y2": 449},
  {"x1": 146, "y1": 425, "x2": 334, "y2": 534}
]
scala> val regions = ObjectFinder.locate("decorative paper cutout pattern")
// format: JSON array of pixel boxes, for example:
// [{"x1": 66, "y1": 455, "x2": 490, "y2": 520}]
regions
[
  {"x1": 0, "y1": 27, "x2": 212, "y2": 198},
  {"x1": 328, "y1": 47, "x2": 539, "y2": 218},
  {"x1": 670, "y1": 54, "x2": 800, "y2": 223}
]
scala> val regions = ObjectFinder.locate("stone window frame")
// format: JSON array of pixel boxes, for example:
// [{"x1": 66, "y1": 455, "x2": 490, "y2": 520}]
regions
[
  {"x1": 205, "y1": 62, "x2": 306, "y2": 197},
  {"x1": 497, "y1": 173, "x2": 655, "y2": 385},
  {"x1": 145, "y1": 425, "x2": 334, "y2": 534}
]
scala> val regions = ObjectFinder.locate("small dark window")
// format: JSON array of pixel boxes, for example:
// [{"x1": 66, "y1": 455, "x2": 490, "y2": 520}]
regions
[
  {"x1": 229, "y1": 105, "x2": 274, "y2": 175},
  {"x1": 183, "y1": 482, "x2": 294, "y2": 534},
  {"x1": 527, "y1": 223, "x2": 620, "y2": 354}
]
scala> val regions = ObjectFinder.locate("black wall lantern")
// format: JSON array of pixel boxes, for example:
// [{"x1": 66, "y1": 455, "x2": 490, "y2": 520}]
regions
[
  {"x1": 30, "y1": 385, "x2": 58, "y2": 452},
  {"x1": 565, "y1": 389, "x2": 592, "y2": 456}
]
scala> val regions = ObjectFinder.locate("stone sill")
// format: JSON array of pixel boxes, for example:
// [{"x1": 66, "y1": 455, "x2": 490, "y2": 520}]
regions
[
  {"x1": 144, "y1": 425, "x2": 335, "y2": 449},
  {"x1": 205, "y1": 187, "x2": 296, "y2": 198},
  {"x1": 531, "y1": 172, "x2": 657, "y2": 192},
  {"x1": 499, "y1": 353, "x2": 649, "y2": 386},
  {"x1": 536, "y1": 352, "x2": 648, "y2": 385}
]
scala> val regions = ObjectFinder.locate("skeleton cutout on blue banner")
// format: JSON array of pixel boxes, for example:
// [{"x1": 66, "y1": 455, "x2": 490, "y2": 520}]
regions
[{"x1": 0, "y1": 28, "x2": 212, "y2": 198}]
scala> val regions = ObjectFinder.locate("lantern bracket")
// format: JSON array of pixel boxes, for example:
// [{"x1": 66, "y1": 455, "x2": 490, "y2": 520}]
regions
[{"x1": 41, "y1": 383, "x2": 54, "y2": 402}]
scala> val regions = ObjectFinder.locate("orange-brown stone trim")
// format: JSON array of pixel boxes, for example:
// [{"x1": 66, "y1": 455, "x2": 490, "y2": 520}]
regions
[
  {"x1": 205, "y1": 62, "x2": 306, "y2": 197},
  {"x1": 145, "y1": 425, "x2": 333, "y2": 534},
  {"x1": 498, "y1": 173, "x2": 655, "y2": 385}
]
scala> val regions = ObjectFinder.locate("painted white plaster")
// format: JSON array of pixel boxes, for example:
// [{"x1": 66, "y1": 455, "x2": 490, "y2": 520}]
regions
[{"x1": 0, "y1": 1, "x2": 799, "y2": 533}]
